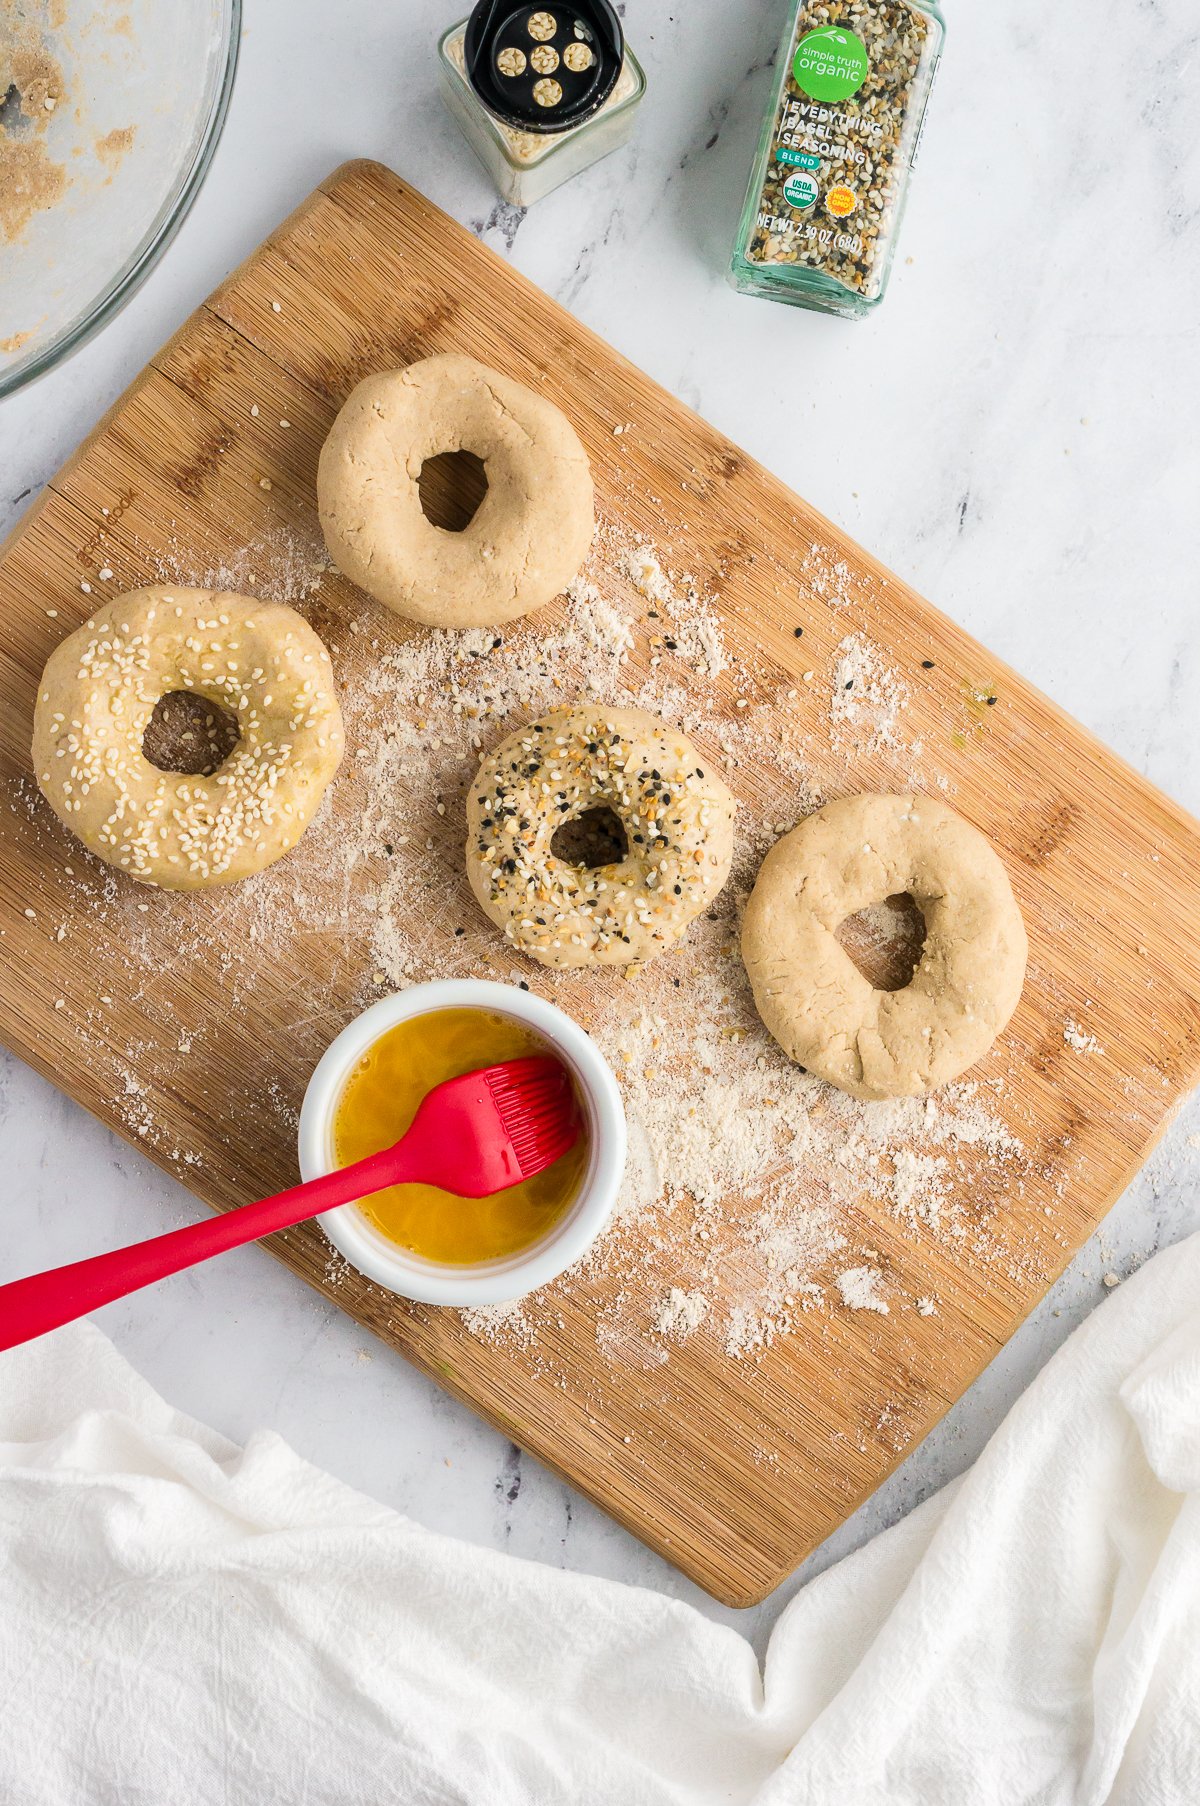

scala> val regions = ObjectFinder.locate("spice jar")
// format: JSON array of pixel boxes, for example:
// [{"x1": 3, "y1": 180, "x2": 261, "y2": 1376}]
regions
[
  {"x1": 730, "y1": 0, "x2": 944, "y2": 319},
  {"x1": 438, "y1": 1, "x2": 646, "y2": 208}
]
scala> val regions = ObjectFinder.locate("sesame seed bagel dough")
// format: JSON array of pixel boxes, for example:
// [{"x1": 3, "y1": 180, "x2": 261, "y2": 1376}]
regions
[
  {"x1": 742, "y1": 793, "x2": 1027, "y2": 1102},
  {"x1": 316, "y1": 354, "x2": 594, "y2": 630},
  {"x1": 33, "y1": 588, "x2": 344, "y2": 889},
  {"x1": 466, "y1": 706, "x2": 735, "y2": 968}
]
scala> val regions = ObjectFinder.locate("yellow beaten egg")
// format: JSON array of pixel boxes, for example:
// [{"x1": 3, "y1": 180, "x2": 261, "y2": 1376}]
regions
[{"x1": 332, "y1": 1007, "x2": 588, "y2": 1265}]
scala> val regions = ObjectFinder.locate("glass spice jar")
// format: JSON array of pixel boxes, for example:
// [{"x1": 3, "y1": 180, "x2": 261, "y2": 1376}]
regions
[
  {"x1": 438, "y1": 1, "x2": 646, "y2": 209},
  {"x1": 730, "y1": 0, "x2": 945, "y2": 319}
]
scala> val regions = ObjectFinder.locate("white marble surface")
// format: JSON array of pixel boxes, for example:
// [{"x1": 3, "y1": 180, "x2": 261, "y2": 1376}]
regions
[{"x1": 3, "y1": 0, "x2": 1199, "y2": 1652}]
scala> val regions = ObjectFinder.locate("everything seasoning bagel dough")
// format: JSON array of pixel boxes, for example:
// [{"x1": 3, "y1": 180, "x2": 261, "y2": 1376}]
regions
[
  {"x1": 466, "y1": 705, "x2": 735, "y2": 968},
  {"x1": 33, "y1": 588, "x2": 344, "y2": 889},
  {"x1": 742, "y1": 793, "x2": 1027, "y2": 1101},
  {"x1": 317, "y1": 354, "x2": 594, "y2": 630}
]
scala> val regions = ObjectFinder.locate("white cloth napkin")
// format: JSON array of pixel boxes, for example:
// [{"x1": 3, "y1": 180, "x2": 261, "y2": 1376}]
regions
[{"x1": 2, "y1": 1234, "x2": 1199, "y2": 1806}]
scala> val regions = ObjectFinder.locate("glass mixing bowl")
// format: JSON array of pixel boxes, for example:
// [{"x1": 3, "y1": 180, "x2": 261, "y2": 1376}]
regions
[{"x1": 0, "y1": 0, "x2": 240, "y2": 399}]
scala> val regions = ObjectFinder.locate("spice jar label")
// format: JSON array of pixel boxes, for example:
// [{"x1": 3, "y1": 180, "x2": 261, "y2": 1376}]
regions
[
  {"x1": 782, "y1": 170, "x2": 820, "y2": 210},
  {"x1": 792, "y1": 26, "x2": 869, "y2": 102},
  {"x1": 732, "y1": 0, "x2": 943, "y2": 314}
]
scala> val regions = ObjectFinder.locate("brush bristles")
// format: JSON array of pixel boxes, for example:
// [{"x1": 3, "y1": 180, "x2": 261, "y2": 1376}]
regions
[{"x1": 485, "y1": 1062, "x2": 579, "y2": 1177}]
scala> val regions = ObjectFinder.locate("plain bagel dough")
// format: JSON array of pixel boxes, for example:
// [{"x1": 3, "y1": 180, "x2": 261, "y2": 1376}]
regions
[
  {"x1": 466, "y1": 704, "x2": 735, "y2": 968},
  {"x1": 33, "y1": 587, "x2": 344, "y2": 889},
  {"x1": 317, "y1": 354, "x2": 594, "y2": 629},
  {"x1": 742, "y1": 793, "x2": 1027, "y2": 1101}
]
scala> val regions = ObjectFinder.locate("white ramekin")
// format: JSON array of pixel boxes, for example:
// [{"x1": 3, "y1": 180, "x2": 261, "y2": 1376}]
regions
[{"x1": 297, "y1": 978, "x2": 626, "y2": 1307}]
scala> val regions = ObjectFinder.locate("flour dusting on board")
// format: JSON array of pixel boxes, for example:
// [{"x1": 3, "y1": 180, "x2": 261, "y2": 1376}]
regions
[
  {"x1": 653, "y1": 1288, "x2": 710, "y2": 1341},
  {"x1": 1064, "y1": 1018, "x2": 1103, "y2": 1056},
  {"x1": 832, "y1": 633, "x2": 910, "y2": 753},
  {"x1": 152, "y1": 525, "x2": 332, "y2": 609},
  {"x1": 836, "y1": 1266, "x2": 890, "y2": 1314}
]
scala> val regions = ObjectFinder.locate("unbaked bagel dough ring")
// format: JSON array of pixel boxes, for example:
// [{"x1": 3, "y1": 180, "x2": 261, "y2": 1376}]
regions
[
  {"x1": 742, "y1": 793, "x2": 1027, "y2": 1101},
  {"x1": 317, "y1": 353, "x2": 594, "y2": 629},
  {"x1": 466, "y1": 704, "x2": 735, "y2": 968},
  {"x1": 33, "y1": 587, "x2": 344, "y2": 889}
]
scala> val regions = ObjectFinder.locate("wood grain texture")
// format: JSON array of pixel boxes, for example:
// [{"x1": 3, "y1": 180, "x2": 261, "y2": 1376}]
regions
[{"x1": 2, "y1": 161, "x2": 1200, "y2": 1604}]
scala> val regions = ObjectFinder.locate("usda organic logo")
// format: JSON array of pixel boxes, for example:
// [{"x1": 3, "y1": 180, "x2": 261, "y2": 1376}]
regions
[
  {"x1": 782, "y1": 170, "x2": 820, "y2": 211},
  {"x1": 792, "y1": 26, "x2": 869, "y2": 103}
]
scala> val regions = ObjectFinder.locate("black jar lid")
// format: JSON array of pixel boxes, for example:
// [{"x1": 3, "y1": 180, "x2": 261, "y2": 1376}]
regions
[{"x1": 463, "y1": 0, "x2": 624, "y2": 135}]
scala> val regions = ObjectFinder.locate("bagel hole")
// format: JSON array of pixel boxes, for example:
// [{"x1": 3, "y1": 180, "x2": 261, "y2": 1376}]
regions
[
  {"x1": 837, "y1": 892, "x2": 927, "y2": 992},
  {"x1": 551, "y1": 805, "x2": 629, "y2": 869},
  {"x1": 142, "y1": 690, "x2": 241, "y2": 776},
  {"x1": 417, "y1": 449, "x2": 488, "y2": 533}
]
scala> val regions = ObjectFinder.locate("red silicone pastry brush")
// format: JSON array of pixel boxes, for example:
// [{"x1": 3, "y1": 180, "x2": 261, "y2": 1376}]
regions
[{"x1": 0, "y1": 1055, "x2": 580, "y2": 1353}]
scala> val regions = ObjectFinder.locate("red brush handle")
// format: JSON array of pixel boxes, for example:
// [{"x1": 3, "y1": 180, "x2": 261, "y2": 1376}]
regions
[{"x1": 0, "y1": 1140, "x2": 424, "y2": 1355}]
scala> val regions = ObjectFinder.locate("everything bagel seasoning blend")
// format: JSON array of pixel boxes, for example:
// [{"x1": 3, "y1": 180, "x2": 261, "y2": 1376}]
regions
[{"x1": 730, "y1": 0, "x2": 944, "y2": 318}]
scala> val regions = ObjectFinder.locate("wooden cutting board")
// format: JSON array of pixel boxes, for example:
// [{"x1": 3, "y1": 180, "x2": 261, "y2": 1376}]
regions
[{"x1": 3, "y1": 160, "x2": 1200, "y2": 1606}]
